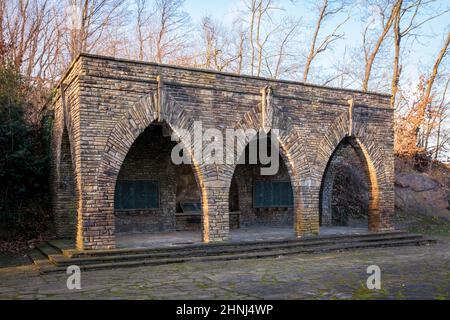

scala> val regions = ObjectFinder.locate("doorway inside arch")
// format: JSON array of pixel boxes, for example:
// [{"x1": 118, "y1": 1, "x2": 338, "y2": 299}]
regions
[
  {"x1": 228, "y1": 133, "x2": 296, "y2": 241},
  {"x1": 319, "y1": 137, "x2": 370, "y2": 232},
  {"x1": 114, "y1": 122, "x2": 204, "y2": 248}
]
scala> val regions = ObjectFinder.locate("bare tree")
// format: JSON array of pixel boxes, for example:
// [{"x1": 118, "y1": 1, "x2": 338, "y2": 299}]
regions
[
  {"x1": 148, "y1": 0, "x2": 191, "y2": 64},
  {"x1": 199, "y1": 16, "x2": 245, "y2": 72},
  {"x1": 247, "y1": 0, "x2": 258, "y2": 75},
  {"x1": 272, "y1": 18, "x2": 300, "y2": 79},
  {"x1": 235, "y1": 27, "x2": 246, "y2": 74},
  {"x1": 242, "y1": 0, "x2": 285, "y2": 76},
  {"x1": 413, "y1": 32, "x2": 450, "y2": 146},
  {"x1": 326, "y1": 45, "x2": 355, "y2": 87},
  {"x1": 361, "y1": 0, "x2": 401, "y2": 91},
  {"x1": 433, "y1": 78, "x2": 450, "y2": 160},
  {"x1": 63, "y1": 0, "x2": 128, "y2": 60},
  {"x1": 302, "y1": 0, "x2": 349, "y2": 82},
  {"x1": 390, "y1": 0, "x2": 449, "y2": 108},
  {"x1": 200, "y1": 16, "x2": 216, "y2": 69},
  {"x1": 134, "y1": 0, "x2": 152, "y2": 61},
  {"x1": 395, "y1": 32, "x2": 450, "y2": 156},
  {"x1": 1, "y1": 1, "x2": 50, "y2": 75},
  {"x1": 254, "y1": 0, "x2": 272, "y2": 76}
]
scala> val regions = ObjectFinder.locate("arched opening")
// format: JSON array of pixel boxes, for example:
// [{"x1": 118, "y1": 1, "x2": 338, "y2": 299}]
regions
[
  {"x1": 114, "y1": 122, "x2": 203, "y2": 247},
  {"x1": 228, "y1": 132, "x2": 295, "y2": 241},
  {"x1": 55, "y1": 127, "x2": 77, "y2": 239},
  {"x1": 319, "y1": 136, "x2": 377, "y2": 232}
]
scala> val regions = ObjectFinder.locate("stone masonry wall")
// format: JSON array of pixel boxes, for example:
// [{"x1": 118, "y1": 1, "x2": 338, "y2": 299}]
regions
[
  {"x1": 231, "y1": 155, "x2": 293, "y2": 228},
  {"x1": 52, "y1": 53, "x2": 394, "y2": 250},
  {"x1": 114, "y1": 125, "x2": 177, "y2": 233},
  {"x1": 51, "y1": 58, "x2": 82, "y2": 240},
  {"x1": 115, "y1": 124, "x2": 208, "y2": 234}
]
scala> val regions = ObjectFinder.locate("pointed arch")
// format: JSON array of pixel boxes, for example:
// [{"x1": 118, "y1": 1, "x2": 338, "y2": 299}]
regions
[
  {"x1": 53, "y1": 125, "x2": 78, "y2": 238},
  {"x1": 95, "y1": 92, "x2": 210, "y2": 247},
  {"x1": 315, "y1": 112, "x2": 389, "y2": 231},
  {"x1": 313, "y1": 112, "x2": 388, "y2": 189},
  {"x1": 52, "y1": 86, "x2": 80, "y2": 241},
  {"x1": 319, "y1": 136, "x2": 380, "y2": 229},
  {"x1": 228, "y1": 99, "x2": 314, "y2": 236}
]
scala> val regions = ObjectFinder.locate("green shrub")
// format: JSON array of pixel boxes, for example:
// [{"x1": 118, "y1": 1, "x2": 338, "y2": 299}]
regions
[{"x1": 0, "y1": 64, "x2": 52, "y2": 240}]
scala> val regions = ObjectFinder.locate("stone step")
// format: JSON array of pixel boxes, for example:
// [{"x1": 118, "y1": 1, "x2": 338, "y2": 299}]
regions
[
  {"x1": 46, "y1": 240, "x2": 68, "y2": 253},
  {"x1": 51, "y1": 233, "x2": 424, "y2": 267},
  {"x1": 27, "y1": 249, "x2": 53, "y2": 268},
  {"x1": 45, "y1": 234, "x2": 435, "y2": 270},
  {"x1": 65, "y1": 231, "x2": 407, "y2": 258},
  {"x1": 36, "y1": 243, "x2": 61, "y2": 259},
  {"x1": 40, "y1": 236, "x2": 436, "y2": 273}
]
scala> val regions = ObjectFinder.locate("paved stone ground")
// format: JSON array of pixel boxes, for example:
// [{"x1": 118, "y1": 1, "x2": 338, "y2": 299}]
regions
[
  {"x1": 0, "y1": 238, "x2": 448, "y2": 300},
  {"x1": 116, "y1": 226, "x2": 368, "y2": 249},
  {"x1": 0, "y1": 253, "x2": 29, "y2": 268}
]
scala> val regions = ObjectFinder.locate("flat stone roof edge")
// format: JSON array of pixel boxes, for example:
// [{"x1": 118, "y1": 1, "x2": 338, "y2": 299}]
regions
[{"x1": 56, "y1": 52, "x2": 391, "y2": 99}]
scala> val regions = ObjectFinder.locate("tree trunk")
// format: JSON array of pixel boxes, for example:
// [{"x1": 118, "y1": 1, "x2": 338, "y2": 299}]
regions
[
  {"x1": 303, "y1": 0, "x2": 327, "y2": 82},
  {"x1": 390, "y1": 0, "x2": 402, "y2": 108},
  {"x1": 362, "y1": 0, "x2": 400, "y2": 91}
]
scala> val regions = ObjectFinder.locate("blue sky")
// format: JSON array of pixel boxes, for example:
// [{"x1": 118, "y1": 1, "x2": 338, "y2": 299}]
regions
[
  {"x1": 183, "y1": 0, "x2": 450, "y2": 86},
  {"x1": 178, "y1": 1, "x2": 449, "y2": 160}
]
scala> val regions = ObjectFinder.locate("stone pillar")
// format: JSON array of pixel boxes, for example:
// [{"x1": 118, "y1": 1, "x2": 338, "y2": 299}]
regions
[
  {"x1": 320, "y1": 167, "x2": 333, "y2": 227},
  {"x1": 294, "y1": 182, "x2": 320, "y2": 237},
  {"x1": 76, "y1": 184, "x2": 116, "y2": 250},
  {"x1": 292, "y1": 184, "x2": 304, "y2": 237},
  {"x1": 369, "y1": 185, "x2": 394, "y2": 232},
  {"x1": 203, "y1": 184, "x2": 229, "y2": 242},
  {"x1": 379, "y1": 185, "x2": 395, "y2": 231}
]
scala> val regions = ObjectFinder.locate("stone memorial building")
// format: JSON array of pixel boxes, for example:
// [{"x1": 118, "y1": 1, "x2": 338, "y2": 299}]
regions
[{"x1": 51, "y1": 53, "x2": 394, "y2": 251}]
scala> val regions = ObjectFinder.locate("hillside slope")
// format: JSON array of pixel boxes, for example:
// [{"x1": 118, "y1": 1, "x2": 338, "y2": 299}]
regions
[{"x1": 394, "y1": 157, "x2": 450, "y2": 235}]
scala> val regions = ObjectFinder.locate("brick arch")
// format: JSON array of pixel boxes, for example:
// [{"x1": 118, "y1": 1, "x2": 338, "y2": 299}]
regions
[
  {"x1": 232, "y1": 103, "x2": 312, "y2": 184},
  {"x1": 96, "y1": 92, "x2": 211, "y2": 245},
  {"x1": 227, "y1": 103, "x2": 312, "y2": 236},
  {"x1": 315, "y1": 112, "x2": 389, "y2": 231},
  {"x1": 314, "y1": 112, "x2": 388, "y2": 183}
]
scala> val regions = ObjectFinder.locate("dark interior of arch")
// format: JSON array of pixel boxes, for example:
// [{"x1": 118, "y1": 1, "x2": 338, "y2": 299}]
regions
[
  {"x1": 229, "y1": 133, "x2": 294, "y2": 229},
  {"x1": 113, "y1": 122, "x2": 202, "y2": 234},
  {"x1": 320, "y1": 137, "x2": 369, "y2": 228}
]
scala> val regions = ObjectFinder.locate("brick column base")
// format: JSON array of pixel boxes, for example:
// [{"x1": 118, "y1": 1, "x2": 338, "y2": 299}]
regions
[
  {"x1": 294, "y1": 185, "x2": 320, "y2": 237},
  {"x1": 203, "y1": 186, "x2": 229, "y2": 243},
  {"x1": 77, "y1": 191, "x2": 116, "y2": 251}
]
